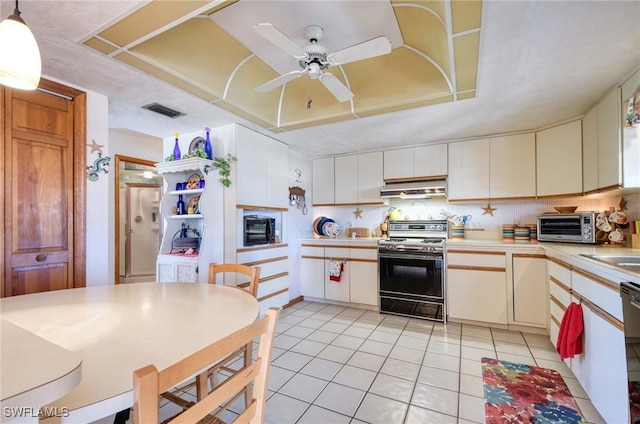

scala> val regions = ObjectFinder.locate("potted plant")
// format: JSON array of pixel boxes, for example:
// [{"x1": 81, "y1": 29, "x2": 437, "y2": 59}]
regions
[{"x1": 211, "y1": 153, "x2": 237, "y2": 187}]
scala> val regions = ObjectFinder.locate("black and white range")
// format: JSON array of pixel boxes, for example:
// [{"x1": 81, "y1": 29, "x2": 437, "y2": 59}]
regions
[{"x1": 378, "y1": 220, "x2": 447, "y2": 322}]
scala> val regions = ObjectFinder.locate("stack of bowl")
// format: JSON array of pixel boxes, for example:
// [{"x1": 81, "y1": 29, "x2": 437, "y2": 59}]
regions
[
  {"x1": 502, "y1": 224, "x2": 515, "y2": 242},
  {"x1": 515, "y1": 227, "x2": 530, "y2": 243},
  {"x1": 451, "y1": 225, "x2": 465, "y2": 240}
]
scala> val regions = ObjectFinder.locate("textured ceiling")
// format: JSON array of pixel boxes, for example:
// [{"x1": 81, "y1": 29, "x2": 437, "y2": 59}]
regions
[
  {"x1": 2, "y1": 1, "x2": 639, "y2": 158},
  {"x1": 82, "y1": 0, "x2": 481, "y2": 132}
]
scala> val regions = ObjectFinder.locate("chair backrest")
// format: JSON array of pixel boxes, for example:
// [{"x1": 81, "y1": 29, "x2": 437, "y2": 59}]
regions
[
  {"x1": 133, "y1": 307, "x2": 279, "y2": 424},
  {"x1": 208, "y1": 263, "x2": 260, "y2": 298}
]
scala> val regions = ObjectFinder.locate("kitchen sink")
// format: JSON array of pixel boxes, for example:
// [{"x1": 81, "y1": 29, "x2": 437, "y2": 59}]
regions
[{"x1": 580, "y1": 254, "x2": 640, "y2": 271}]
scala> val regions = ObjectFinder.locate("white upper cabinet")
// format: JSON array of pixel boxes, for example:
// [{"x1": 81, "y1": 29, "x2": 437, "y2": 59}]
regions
[
  {"x1": 357, "y1": 151, "x2": 384, "y2": 204},
  {"x1": 414, "y1": 144, "x2": 448, "y2": 179},
  {"x1": 334, "y1": 155, "x2": 358, "y2": 204},
  {"x1": 621, "y1": 68, "x2": 640, "y2": 188},
  {"x1": 597, "y1": 87, "x2": 622, "y2": 190},
  {"x1": 536, "y1": 120, "x2": 583, "y2": 197},
  {"x1": 236, "y1": 126, "x2": 289, "y2": 209},
  {"x1": 582, "y1": 105, "x2": 598, "y2": 193},
  {"x1": 448, "y1": 138, "x2": 490, "y2": 201},
  {"x1": 489, "y1": 133, "x2": 536, "y2": 199},
  {"x1": 384, "y1": 144, "x2": 447, "y2": 181},
  {"x1": 312, "y1": 157, "x2": 335, "y2": 206}
]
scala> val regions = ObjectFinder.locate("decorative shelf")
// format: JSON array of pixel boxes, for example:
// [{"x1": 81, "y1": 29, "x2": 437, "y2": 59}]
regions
[
  {"x1": 169, "y1": 214, "x2": 204, "y2": 219},
  {"x1": 169, "y1": 188, "x2": 204, "y2": 196},
  {"x1": 155, "y1": 158, "x2": 213, "y2": 175}
]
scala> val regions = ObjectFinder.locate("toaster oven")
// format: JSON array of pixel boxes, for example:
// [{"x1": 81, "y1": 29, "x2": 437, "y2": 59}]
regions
[{"x1": 537, "y1": 212, "x2": 599, "y2": 244}]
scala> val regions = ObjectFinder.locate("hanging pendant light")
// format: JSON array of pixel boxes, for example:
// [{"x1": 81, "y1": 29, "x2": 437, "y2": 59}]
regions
[{"x1": 0, "y1": 0, "x2": 41, "y2": 90}]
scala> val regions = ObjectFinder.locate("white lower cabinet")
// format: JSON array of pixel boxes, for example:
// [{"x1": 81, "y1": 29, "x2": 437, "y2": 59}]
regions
[
  {"x1": 571, "y1": 301, "x2": 627, "y2": 424},
  {"x1": 511, "y1": 254, "x2": 547, "y2": 326},
  {"x1": 300, "y1": 245, "x2": 325, "y2": 298},
  {"x1": 447, "y1": 249, "x2": 508, "y2": 324},
  {"x1": 300, "y1": 242, "x2": 378, "y2": 306},
  {"x1": 156, "y1": 255, "x2": 198, "y2": 282}
]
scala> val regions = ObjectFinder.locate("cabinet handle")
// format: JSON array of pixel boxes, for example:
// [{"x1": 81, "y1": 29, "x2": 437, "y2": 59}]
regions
[{"x1": 35, "y1": 254, "x2": 47, "y2": 262}]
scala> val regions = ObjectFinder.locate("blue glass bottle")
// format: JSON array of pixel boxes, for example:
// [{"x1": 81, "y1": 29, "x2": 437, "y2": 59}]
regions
[
  {"x1": 204, "y1": 127, "x2": 213, "y2": 160},
  {"x1": 176, "y1": 195, "x2": 186, "y2": 215},
  {"x1": 172, "y1": 131, "x2": 181, "y2": 160}
]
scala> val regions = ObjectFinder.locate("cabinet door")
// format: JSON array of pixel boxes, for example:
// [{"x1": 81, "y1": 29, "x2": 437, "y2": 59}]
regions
[
  {"x1": 447, "y1": 268, "x2": 508, "y2": 324},
  {"x1": 236, "y1": 128, "x2": 267, "y2": 206},
  {"x1": 447, "y1": 138, "x2": 490, "y2": 200},
  {"x1": 383, "y1": 148, "x2": 414, "y2": 180},
  {"x1": 536, "y1": 120, "x2": 583, "y2": 196},
  {"x1": 300, "y1": 256, "x2": 325, "y2": 299},
  {"x1": 571, "y1": 303, "x2": 627, "y2": 424},
  {"x1": 358, "y1": 151, "x2": 383, "y2": 204},
  {"x1": 334, "y1": 155, "x2": 358, "y2": 204},
  {"x1": 349, "y1": 248, "x2": 378, "y2": 306},
  {"x1": 324, "y1": 247, "x2": 350, "y2": 302},
  {"x1": 266, "y1": 140, "x2": 289, "y2": 208},
  {"x1": 489, "y1": 134, "x2": 536, "y2": 199},
  {"x1": 512, "y1": 255, "x2": 547, "y2": 326},
  {"x1": 312, "y1": 158, "x2": 335, "y2": 205},
  {"x1": 582, "y1": 106, "x2": 598, "y2": 193},
  {"x1": 597, "y1": 87, "x2": 622, "y2": 190},
  {"x1": 414, "y1": 144, "x2": 447, "y2": 179}
]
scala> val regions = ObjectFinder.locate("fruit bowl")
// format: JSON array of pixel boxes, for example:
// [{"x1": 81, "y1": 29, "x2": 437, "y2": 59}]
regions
[{"x1": 553, "y1": 206, "x2": 578, "y2": 213}]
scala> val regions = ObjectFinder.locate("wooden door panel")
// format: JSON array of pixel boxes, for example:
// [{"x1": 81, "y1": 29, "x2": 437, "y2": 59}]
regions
[
  {"x1": 11, "y1": 264, "x2": 68, "y2": 296},
  {"x1": 12, "y1": 140, "x2": 70, "y2": 252},
  {"x1": 4, "y1": 85, "x2": 76, "y2": 296}
]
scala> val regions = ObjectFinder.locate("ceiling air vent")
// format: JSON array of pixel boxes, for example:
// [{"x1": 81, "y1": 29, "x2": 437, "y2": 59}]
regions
[{"x1": 141, "y1": 103, "x2": 186, "y2": 119}]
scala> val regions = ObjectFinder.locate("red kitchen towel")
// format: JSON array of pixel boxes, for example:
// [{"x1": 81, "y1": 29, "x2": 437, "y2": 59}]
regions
[
  {"x1": 329, "y1": 260, "x2": 344, "y2": 282},
  {"x1": 556, "y1": 302, "x2": 583, "y2": 360}
]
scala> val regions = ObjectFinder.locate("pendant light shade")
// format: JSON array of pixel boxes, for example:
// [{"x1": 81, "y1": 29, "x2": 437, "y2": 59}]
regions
[{"x1": 0, "y1": 1, "x2": 41, "y2": 90}]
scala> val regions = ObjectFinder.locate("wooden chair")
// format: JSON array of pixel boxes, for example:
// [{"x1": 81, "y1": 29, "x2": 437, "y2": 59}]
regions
[
  {"x1": 207, "y1": 263, "x2": 260, "y2": 298},
  {"x1": 133, "y1": 307, "x2": 279, "y2": 424}
]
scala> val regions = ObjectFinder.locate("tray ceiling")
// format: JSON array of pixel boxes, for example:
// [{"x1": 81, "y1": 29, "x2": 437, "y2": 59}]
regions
[{"x1": 82, "y1": 0, "x2": 481, "y2": 132}]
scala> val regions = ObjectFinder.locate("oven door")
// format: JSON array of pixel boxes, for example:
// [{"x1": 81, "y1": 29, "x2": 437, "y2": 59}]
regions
[{"x1": 378, "y1": 252, "x2": 445, "y2": 321}]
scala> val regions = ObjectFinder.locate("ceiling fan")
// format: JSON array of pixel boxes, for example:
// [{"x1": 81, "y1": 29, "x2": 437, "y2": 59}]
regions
[{"x1": 253, "y1": 23, "x2": 391, "y2": 102}]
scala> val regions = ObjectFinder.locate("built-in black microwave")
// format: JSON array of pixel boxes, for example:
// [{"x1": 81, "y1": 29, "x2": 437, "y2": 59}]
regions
[{"x1": 244, "y1": 215, "x2": 276, "y2": 246}]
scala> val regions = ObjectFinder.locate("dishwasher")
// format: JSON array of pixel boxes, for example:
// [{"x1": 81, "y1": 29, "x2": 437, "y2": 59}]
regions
[{"x1": 620, "y1": 281, "x2": 640, "y2": 424}]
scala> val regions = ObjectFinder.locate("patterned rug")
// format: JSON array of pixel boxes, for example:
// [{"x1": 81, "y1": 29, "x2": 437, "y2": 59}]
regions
[
  {"x1": 482, "y1": 357, "x2": 587, "y2": 424},
  {"x1": 631, "y1": 381, "x2": 640, "y2": 424}
]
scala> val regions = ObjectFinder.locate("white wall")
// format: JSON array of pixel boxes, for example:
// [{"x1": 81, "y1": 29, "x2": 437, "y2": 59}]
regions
[{"x1": 286, "y1": 150, "x2": 313, "y2": 299}]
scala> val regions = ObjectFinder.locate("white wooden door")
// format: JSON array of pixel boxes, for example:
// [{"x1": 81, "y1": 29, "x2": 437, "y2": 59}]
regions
[
  {"x1": 536, "y1": 120, "x2": 583, "y2": 197},
  {"x1": 414, "y1": 144, "x2": 447, "y2": 179},
  {"x1": 266, "y1": 140, "x2": 289, "y2": 208},
  {"x1": 383, "y1": 147, "x2": 414, "y2": 180},
  {"x1": 447, "y1": 269, "x2": 508, "y2": 324},
  {"x1": 597, "y1": 87, "x2": 622, "y2": 190},
  {"x1": 300, "y1": 256, "x2": 325, "y2": 298},
  {"x1": 447, "y1": 138, "x2": 490, "y2": 201},
  {"x1": 358, "y1": 152, "x2": 383, "y2": 204},
  {"x1": 236, "y1": 127, "x2": 267, "y2": 206},
  {"x1": 334, "y1": 155, "x2": 358, "y2": 204},
  {"x1": 312, "y1": 158, "x2": 335, "y2": 205},
  {"x1": 512, "y1": 255, "x2": 547, "y2": 325},
  {"x1": 582, "y1": 106, "x2": 599, "y2": 193},
  {"x1": 489, "y1": 133, "x2": 536, "y2": 198}
]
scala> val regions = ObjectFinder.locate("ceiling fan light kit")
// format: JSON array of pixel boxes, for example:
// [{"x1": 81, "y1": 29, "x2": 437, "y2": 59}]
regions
[
  {"x1": 0, "y1": 0, "x2": 41, "y2": 90},
  {"x1": 253, "y1": 23, "x2": 391, "y2": 103}
]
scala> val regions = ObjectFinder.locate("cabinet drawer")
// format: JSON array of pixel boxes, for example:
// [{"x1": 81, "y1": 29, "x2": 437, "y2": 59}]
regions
[
  {"x1": 549, "y1": 277, "x2": 571, "y2": 306},
  {"x1": 571, "y1": 269, "x2": 622, "y2": 321},
  {"x1": 547, "y1": 259, "x2": 571, "y2": 285},
  {"x1": 549, "y1": 297, "x2": 566, "y2": 327},
  {"x1": 301, "y1": 245, "x2": 324, "y2": 257},
  {"x1": 447, "y1": 251, "x2": 506, "y2": 268},
  {"x1": 349, "y1": 247, "x2": 377, "y2": 261},
  {"x1": 325, "y1": 247, "x2": 350, "y2": 261}
]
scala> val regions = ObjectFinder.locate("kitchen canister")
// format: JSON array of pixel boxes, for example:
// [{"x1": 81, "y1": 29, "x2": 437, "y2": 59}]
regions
[
  {"x1": 515, "y1": 226, "x2": 530, "y2": 243},
  {"x1": 528, "y1": 224, "x2": 537, "y2": 242},
  {"x1": 502, "y1": 224, "x2": 515, "y2": 242},
  {"x1": 451, "y1": 225, "x2": 465, "y2": 240}
]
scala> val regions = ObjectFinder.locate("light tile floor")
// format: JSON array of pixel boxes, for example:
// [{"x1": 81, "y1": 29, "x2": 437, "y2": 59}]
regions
[{"x1": 98, "y1": 300, "x2": 606, "y2": 424}]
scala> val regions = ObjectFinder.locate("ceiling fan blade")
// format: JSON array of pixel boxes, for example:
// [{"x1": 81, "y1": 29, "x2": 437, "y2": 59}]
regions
[
  {"x1": 328, "y1": 36, "x2": 392, "y2": 66},
  {"x1": 253, "y1": 23, "x2": 308, "y2": 59},
  {"x1": 319, "y1": 73, "x2": 354, "y2": 102},
  {"x1": 255, "y1": 69, "x2": 308, "y2": 92}
]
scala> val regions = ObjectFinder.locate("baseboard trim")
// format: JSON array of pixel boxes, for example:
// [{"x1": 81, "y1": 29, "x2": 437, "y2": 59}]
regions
[{"x1": 283, "y1": 296, "x2": 304, "y2": 309}]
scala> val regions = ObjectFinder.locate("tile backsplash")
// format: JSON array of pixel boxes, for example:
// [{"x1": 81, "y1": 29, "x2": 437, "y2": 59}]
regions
[{"x1": 310, "y1": 192, "x2": 640, "y2": 241}]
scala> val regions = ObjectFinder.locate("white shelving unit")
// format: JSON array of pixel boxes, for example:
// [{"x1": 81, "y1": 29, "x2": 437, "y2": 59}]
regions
[{"x1": 155, "y1": 158, "x2": 216, "y2": 282}]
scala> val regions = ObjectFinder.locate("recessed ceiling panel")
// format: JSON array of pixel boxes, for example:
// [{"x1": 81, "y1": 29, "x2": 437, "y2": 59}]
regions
[
  {"x1": 454, "y1": 32, "x2": 480, "y2": 93},
  {"x1": 451, "y1": 0, "x2": 482, "y2": 34},
  {"x1": 130, "y1": 18, "x2": 251, "y2": 96},
  {"x1": 393, "y1": 0, "x2": 446, "y2": 24},
  {"x1": 83, "y1": 37, "x2": 118, "y2": 55},
  {"x1": 99, "y1": 1, "x2": 211, "y2": 47}
]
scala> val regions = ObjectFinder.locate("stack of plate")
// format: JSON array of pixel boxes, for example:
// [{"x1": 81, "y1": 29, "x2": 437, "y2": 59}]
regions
[{"x1": 313, "y1": 216, "x2": 340, "y2": 238}]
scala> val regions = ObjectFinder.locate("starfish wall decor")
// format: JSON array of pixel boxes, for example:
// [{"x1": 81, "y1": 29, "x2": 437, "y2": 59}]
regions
[
  {"x1": 87, "y1": 138, "x2": 104, "y2": 154},
  {"x1": 353, "y1": 207, "x2": 363, "y2": 219},
  {"x1": 482, "y1": 203, "x2": 497, "y2": 216}
]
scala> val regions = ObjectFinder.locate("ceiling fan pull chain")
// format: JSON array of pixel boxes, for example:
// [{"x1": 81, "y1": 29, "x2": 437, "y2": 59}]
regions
[{"x1": 306, "y1": 77, "x2": 312, "y2": 109}]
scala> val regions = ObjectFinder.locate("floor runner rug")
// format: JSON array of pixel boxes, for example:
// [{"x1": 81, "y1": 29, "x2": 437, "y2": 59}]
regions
[
  {"x1": 631, "y1": 381, "x2": 640, "y2": 424},
  {"x1": 481, "y1": 357, "x2": 587, "y2": 424}
]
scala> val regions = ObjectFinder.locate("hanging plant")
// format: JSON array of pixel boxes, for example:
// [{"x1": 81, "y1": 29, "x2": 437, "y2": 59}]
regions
[{"x1": 211, "y1": 153, "x2": 237, "y2": 187}]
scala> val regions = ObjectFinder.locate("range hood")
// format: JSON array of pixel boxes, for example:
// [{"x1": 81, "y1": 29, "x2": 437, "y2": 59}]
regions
[{"x1": 380, "y1": 179, "x2": 447, "y2": 199}]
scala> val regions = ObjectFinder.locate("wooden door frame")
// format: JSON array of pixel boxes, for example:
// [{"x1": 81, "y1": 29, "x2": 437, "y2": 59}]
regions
[
  {"x1": 1, "y1": 78, "x2": 86, "y2": 296},
  {"x1": 114, "y1": 155, "x2": 159, "y2": 284}
]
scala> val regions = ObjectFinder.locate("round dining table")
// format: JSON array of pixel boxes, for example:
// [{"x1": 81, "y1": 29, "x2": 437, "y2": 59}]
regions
[{"x1": 0, "y1": 282, "x2": 260, "y2": 423}]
